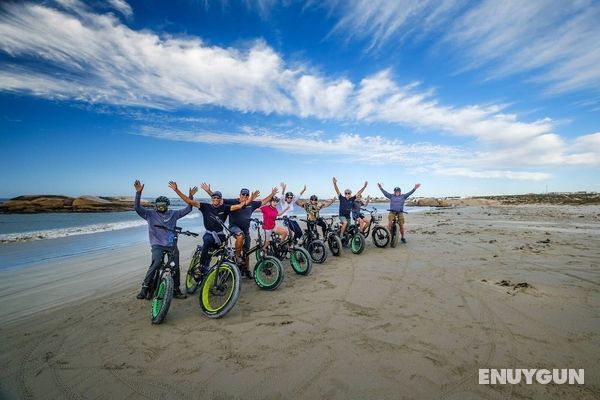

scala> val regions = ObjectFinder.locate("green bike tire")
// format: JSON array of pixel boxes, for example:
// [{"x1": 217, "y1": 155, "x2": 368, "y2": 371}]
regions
[
  {"x1": 198, "y1": 262, "x2": 241, "y2": 319},
  {"x1": 185, "y1": 251, "x2": 202, "y2": 294},
  {"x1": 254, "y1": 256, "x2": 284, "y2": 290},
  {"x1": 151, "y1": 274, "x2": 174, "y2": 325},
  {"x1": 290, "y1": 247, "x2": 312, "y2": 275},
  {"x1": 350, "y1": 232, "x2": 366, "y2": 255}
]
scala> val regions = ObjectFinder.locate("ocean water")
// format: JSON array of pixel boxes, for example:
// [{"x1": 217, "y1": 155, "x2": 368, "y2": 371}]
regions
[{"x1": 0, "y1": 200, "x2": 425, "y2": 270}]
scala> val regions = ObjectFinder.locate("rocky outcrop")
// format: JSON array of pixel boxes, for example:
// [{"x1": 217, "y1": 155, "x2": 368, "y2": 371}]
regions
[{"x1": 0, "y1": 195, "x2": 150, "y2": 213}]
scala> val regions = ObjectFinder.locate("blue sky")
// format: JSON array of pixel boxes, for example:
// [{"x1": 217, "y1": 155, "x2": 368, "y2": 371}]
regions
[{"x1": 1, "y1": 0, "x2": 599, "y2": 199}]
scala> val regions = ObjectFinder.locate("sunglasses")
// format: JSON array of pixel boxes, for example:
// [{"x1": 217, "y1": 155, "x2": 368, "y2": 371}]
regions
[
  {"x1": 344, "y1": 192, "x2": 351, "y2": 195},
  {"x1": 211, "y1": 196, "x2": 222, "y2": 200},
  {"x1": 240, "y1": 193, "x2": 249, "y2": 196}
]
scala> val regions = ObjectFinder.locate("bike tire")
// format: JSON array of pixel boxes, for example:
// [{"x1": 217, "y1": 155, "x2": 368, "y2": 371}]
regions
[
  {"x1": 390, "y1": 224, "x2": 399, "y2": 248},
  {"x1": 350, "y1": 232, "x2": 366, "y2": 255},
  {"x1": 198, "y1": 261, "x2": 241, "y2": 319},
  {"x1": 151, "y1": 274, "x2": 174, "y2": 324},
  {"x1": 185, "y1": 251, "x2": 202, "y2": 294},
  {"x1": 254, "y1": 256, "x2": 284, "y2": 290},
  {"x1": 327, "y1": 234, "x2": 342, "y2": 257},
  {"x1": 372, "y1": 226, "x2": 390, "y2": 248},
  {"x1": 307, "y1": 239, "x2": 327, "y2": 264},
  {"x1": 290, "y1": 247, "x2": 312, "y2": 275}
]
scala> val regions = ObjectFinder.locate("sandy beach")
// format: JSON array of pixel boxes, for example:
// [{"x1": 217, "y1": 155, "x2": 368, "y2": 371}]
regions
[{"x1": 0, "y1": 204, "x2": 598, "y2": 399}]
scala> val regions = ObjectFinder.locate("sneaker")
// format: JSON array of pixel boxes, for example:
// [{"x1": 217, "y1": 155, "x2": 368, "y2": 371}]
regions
[
  {"x1": 173, "y1": 289, "x2": 187, "y2": 299},
  {"x1": 401, "y1": 237, "x2": 407, "y2": 243},
  {"x1": 135, "y1": 286, "x2": 148, "y2": 300}
]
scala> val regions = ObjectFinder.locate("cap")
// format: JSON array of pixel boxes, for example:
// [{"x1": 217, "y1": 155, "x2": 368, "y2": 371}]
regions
[
  {"x1": 240, "y1": 188, "x2": 250, "y2": 196},
  {"x1": 212, "y1": 191, "x2": 223, "y2": 199}
]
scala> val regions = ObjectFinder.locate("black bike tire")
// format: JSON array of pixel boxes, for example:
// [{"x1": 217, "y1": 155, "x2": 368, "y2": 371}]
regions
[
  {"x1": 391, "y1": 223, "x2": 399, "y2": 248},
  {"x1": 350, "y1": 232, "x2": 366, "y2": 255},
  {"x1": 185, "y1": 250, "x2": 202, "y2": 294},
  {"x1": 327, "y1": 235, "x2": 342, "y2": 256},
  {"x1": 290, "y1": 247, "x2": 312, "y2": 275},
  {"x1": 254, "y1": 256, "x2": 284, "y2": 290},
  {"x1": 372, "y1": 226, "x2": 390, "y2": 248},
  {"x1": 151, "y1": 274, "x2": 174, "y2": 324},
  {"x1": 198, "y1": 261, "x2": 241, "y2": 319},
  {"x1": 308, "y1": 239, "x2": 328, "y2": 264}
]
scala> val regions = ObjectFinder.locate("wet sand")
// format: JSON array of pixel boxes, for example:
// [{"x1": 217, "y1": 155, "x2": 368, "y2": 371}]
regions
[{"x1": 0, "y1": 205, "x2": 599, "y2": 399}]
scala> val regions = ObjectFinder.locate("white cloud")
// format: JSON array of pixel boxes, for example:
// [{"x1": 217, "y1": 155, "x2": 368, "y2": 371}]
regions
[
  {"x1": 435, "y1": 168, "x2": 551, "y2": 181},
  {"x1": 106, "y1": 0, "x2": 133, "y2": 18}
]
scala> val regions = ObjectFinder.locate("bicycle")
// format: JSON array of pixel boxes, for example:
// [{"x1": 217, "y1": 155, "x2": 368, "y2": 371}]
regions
[
  {"x1": 242, "y1": 218, "x2": 285, "y2": 290},
  {"x1": 183, "y1": 216, "x2": 242, "y2": 318},
  {"x1": 299, "y1": 218, "x2": 328, "y2": 264},
  {"x1": 322, "y1": 216, "x2": 343, "y2": 257},
  {"x1": 150, "y1": 225, "x2": 199, "y2": 324},
  {"x1": 361, "y1": 207, "x2": 390, "y2": 248},
  {"x1": 387, "y1": 209, "x2": 407, "y2": 248},
  {"x1": 338, "y1": 219, "x2": 366, "y2": 255},
  {"x1": 258, "y1": 216, "x2": 313, "y2": 275}
]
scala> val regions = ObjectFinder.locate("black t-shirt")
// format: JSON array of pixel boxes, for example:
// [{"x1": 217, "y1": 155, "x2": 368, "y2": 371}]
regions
[
  {"x1": 338, "y1": 194, "x2": 356, "y2": 217},
  {"x1": 224, "y1": 199, "x2": 261, "y2": 230},
  {"x1": 199, "y1": 203, "x2": 232, "y2": 232}
]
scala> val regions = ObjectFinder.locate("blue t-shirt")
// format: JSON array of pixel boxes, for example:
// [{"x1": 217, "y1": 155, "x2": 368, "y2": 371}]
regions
[
  {"x1": 224, "y1": 199, "x2": 261, "y2": 230},
  {"x1": 199, "y1": 203, "x2": 232, "y2": 232},
  {"x1": 338, "y1": 194, "x2": 356, "y2": 218},
  {"x1": 135, "y1": 192, "x2": 192, "y2": 246}
]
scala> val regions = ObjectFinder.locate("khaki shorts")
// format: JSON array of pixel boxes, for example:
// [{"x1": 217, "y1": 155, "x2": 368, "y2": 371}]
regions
[{"x1": 388, "y1": 211, "x2": 405, "y2": 224}]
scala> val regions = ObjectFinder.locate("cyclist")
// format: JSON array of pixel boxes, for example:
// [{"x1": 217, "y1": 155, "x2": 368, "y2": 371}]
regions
[
  {"x1": 279, "y1": 182, "x2": 306, "y2": 241},
  {"x1": 378, "y1": 182, "x2": 421, "y2": 243},
  {"x1": 201, "y1": 183, "x2": 278, "y2": 273},
  {"x1": 168, "y1": 181, "x2": 258, "y2": 277},
  {"x1": 260, "y1": 196, "x2": 290, "y2": 251},
  {"x1": 352, "y1": 194, "x2": 371, "y2": 233},
  {"x1": 296, "y1": 194, "x2": 335, "y2": 238},
  {"x1": 332, "y1": 177, "x2": 368, "y2": 240},
  {"x1": 134, "y1": 180, "x2": 195, "y2": 300}
]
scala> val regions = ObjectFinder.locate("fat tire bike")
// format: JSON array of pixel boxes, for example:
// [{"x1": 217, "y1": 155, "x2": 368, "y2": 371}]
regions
[
  {"x1": 260, "y1": 216, "x2": 313, "y2": 275},
  {"x1": 388, "y1": 210, "x2": 407, "y2": 248},
  {"x1": 361, "y1": 207, "x2": 390, "y2": 248},
  {"x1": 322, "y1": 216, "x2": 343, "y2": 257},
  {"x1": 150, "y1": 225, "x2": 199, "y2": 324},
  {"x1": 243, "y1": 218, "x2": 285, "y2": 290},
  {"x1": 299, "y1": 218, "x2": 328, "y2": 264}
]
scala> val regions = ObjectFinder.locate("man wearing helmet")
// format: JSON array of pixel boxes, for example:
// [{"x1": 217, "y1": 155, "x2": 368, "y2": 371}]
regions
[
  {"x1": 296, "y1": 193, "x2": 336, "y2": 238},
  {"x1": 279, "y1": 182, "x2": 306, "y2": 241},
  {"x1": 201, "y1": 183, "x2": 278, "y2": 275},
  {"x1": 168, "y1": 181, "x2": 258, "y2": 277},
  {"x1": 332, "y1": 177, "x2": 368, "y2": 242},
  {"x1": 378, "y1": 182, "x2": 421, "y2": 243},
  {"x1": 134, "y1": 180, "x2": 195, "y2": 300}
]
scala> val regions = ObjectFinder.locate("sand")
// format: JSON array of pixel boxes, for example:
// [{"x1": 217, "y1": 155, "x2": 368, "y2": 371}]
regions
[{"x1": 0, "y1": 205, "x2": 599, "y2": 399}]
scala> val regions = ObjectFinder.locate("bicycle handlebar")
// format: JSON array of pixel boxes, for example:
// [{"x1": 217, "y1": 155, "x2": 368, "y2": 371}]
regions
[
  {"x1": 387, "y1": 209, "x2": 408, "y2": 214},
  {"x1": 153, "y1": 225, "x2": 199, "y2": 237}
]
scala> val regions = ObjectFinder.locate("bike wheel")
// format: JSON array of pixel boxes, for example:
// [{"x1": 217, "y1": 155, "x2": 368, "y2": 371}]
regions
[
  {"x1": 151, "y1": 274, "x2": 173, "y2": 324},
  {"x1": 185, "y1": 251, "x2": 202, "y2": 294},
  {"x1": 350, "y1": 232, "x2": 366, "y2": 254},
  {"x1": 290, "y1": 247, "x2": 312, "y2": 275},
  {"x1": 307, "y1": 240, "x2": 327, "y2": 264},
  {"x1": 254, "y1": 256, "x2": 284, "y2": 290},
  {"x1": 199, "y1": 261, "x2": 241, "y2": 318},
  {"x1": 372, "y1": 226, "x2": 390, "y2": 248},
  {"x1": 390, "y1": 223, "x2": 399, "y2": 248},
  {"x1": 327, "y1": 234, "x2": 342, "y2": 256}
]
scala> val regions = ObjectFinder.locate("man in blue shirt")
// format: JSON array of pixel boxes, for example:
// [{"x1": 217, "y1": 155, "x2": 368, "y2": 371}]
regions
[
  {"x1": 332, "y1": 177, "x2": 368, "y2": 241},
  {"x1": 378, "y1": 182, "x2": 421, "y2": 243},
  {"x1": 134, "y1": 180, "x2": 195, "y2": 300}
]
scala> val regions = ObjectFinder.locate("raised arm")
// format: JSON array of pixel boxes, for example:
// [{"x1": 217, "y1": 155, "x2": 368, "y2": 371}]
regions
[
  {"x1": 356, "y1": 181, "x2": 368, "y2": 197},
  {"x1": 200, "y1": 182, "x2": 213, "y2": 197},
  {"x1": 378, "y1": 182, "x2": 392, "y2": 199},
  {"x1": 364, "y1": 196, "x2": 371, "y2": 207},
  {"x1": 173, "y1": 186, "x2": 196, "y2": 219},
  {"x1": 295, "y1": 198, "x2": 306, "y2": 207},
  {"x1": 332, "y1": 177, "x2": 340, "y2": 196},
  {"x1": 261, "y1": 187, "x2": 278, "y2": 206},
  {"x1": 403, "y1": 183, "x2": 421, "y2": 199},
  {"x1": 298, "y1": 184, "x2": 306, "y2": 197},
  {"x1": 321, "y1": 197, "x2": 336, "y2": 208},
  {"x1": 169, "y1": 181, "x2": 200, "y2": 208},
  {"x1": 133, "y1": 179, "x2": 148, "y2": 219}
]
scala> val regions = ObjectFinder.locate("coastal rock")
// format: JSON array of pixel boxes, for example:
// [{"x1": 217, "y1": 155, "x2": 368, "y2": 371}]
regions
[{"x1": 0, "y1": 195, "x2": 149, "y2": 213}]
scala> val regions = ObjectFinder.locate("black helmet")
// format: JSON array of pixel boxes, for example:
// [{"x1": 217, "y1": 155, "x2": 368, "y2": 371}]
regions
[
  {"x1": 394, "y1": 187, "x2": 401, "y2": 192},
  {"x1": 310, "y1": 195, "x2": 318, "y2": 201},
  {"x1": 272, "y1": 196, "x2": 280, "y2": 202},
  {"x1": 155, "y1": 196, "x2": 170, "y2": 212},
  {"x1": 285, "y1": 191, "x2": 293, "y2": 199}
]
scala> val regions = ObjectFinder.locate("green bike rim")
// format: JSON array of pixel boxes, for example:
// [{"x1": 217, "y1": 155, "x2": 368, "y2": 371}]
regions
[
  {"x1": 185, "y1": 270, "x2": 195, "y2": 290},
  {"x1": 255, "y1": 259, "x2": 280, "y2": 287},
  {"x1": 291, "y1": 250, "x2": 308, "y2": 272},
  {"x1": 351, "y1": 236, "x2": 360, "y2": 252},
  {"x1": 151, "y1": 280, "x2": 166, "y2": 318},
  {"x1": 201, "y1": 265, "x2": 236, "y2": 313}
]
